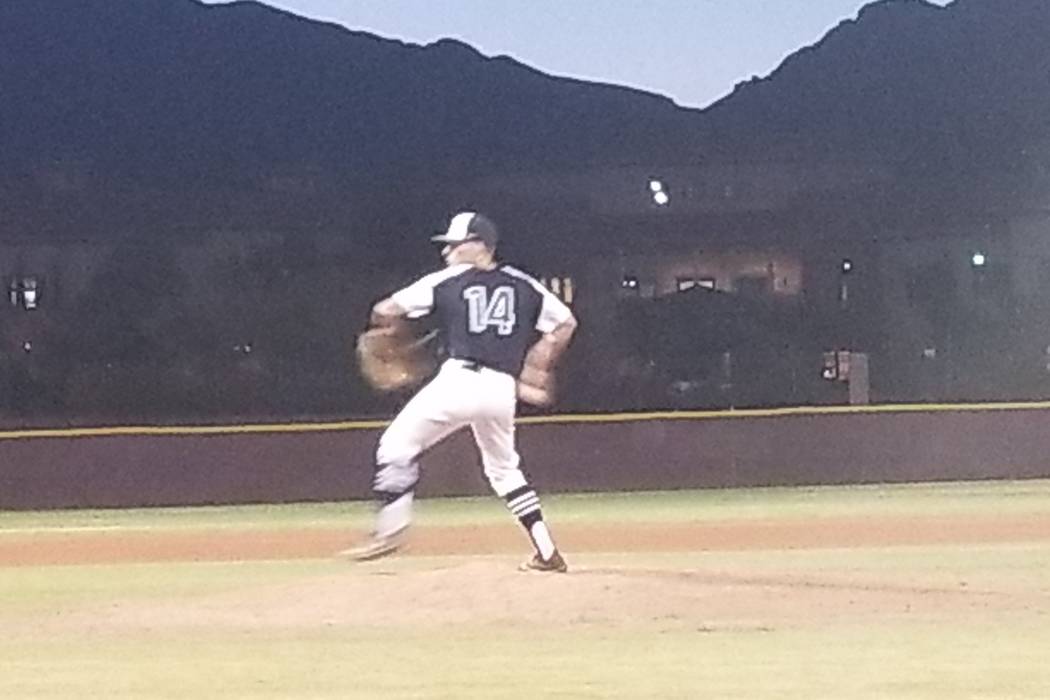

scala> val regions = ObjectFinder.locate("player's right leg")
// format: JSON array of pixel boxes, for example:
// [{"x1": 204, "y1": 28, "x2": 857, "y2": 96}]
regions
[{"x1": 469, "y1": 374, "x2": 567, "y2": 573}]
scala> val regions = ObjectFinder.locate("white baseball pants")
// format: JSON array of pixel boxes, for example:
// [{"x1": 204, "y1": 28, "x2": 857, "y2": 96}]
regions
[{"x1": 371, "y1": 359, "x2": 527, "y2": 538}]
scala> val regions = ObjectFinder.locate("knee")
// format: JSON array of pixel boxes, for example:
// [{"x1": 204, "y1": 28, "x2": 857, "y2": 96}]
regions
[
  {"x1": 373, "y1": 460, "x2": 420, "y2": 496},
  {"x1": 374, "y1": 432, "x2": 423, "y2": 494},
  {"x1": 376, "y1": 432, "x2": 420, "y2": 469},
  {"x1": 484, "y1": 461, "x2": 526, "y2": 498}
]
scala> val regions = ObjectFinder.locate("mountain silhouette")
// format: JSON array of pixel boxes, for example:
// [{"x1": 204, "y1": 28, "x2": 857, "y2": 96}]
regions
[
  {"x1": 2, "y1": 0, "x2": 1047, "y2": 239},
  {"x1": 701, "y1": 0, "x2": 1050, "y2": 172},
  {"x1": 0, "y1": 0, "x2": 697, "y2": 192}
]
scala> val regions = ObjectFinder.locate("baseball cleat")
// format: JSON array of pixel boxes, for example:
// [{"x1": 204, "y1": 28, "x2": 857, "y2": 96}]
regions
[
  {"x1": 338, "y1": 532, "x2": 403, "y2": 562},
  {"x1": 519, "y1": 550, "x2": 568, "y2": 573}
]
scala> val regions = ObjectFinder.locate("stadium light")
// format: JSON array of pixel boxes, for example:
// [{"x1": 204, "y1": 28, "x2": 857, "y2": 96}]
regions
[{"x1": 647, "y1": 178, "x2": 671, "y2": 206}]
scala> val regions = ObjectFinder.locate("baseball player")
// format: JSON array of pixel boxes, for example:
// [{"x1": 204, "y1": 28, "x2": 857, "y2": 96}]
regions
[{"x1": 344, "y1": 211, "x2": 577, "y2": 572}]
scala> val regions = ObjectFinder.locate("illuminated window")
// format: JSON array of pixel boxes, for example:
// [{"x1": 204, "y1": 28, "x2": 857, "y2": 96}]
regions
[
  {"x1": 678, "y1": 277, "x2": 715, "y2": 292},
  {"x1": 8, "y1": 276, "x2": 40, "y2": 311},
  {"x1": 543, "y1": 276, "x2": 575, "y2": 304},
  {"x1": 822, "y1": 350, "x2": 851, "y2": 382}
]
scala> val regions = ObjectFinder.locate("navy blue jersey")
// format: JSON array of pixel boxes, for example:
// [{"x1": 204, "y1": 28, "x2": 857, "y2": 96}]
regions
[{"x1": 391, "y1": 264, "x2": 572, "y2": 376}]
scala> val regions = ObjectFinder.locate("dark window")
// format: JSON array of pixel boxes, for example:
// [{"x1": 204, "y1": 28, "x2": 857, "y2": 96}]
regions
[
  {"x1": 906, "y1": 264, "x2": 952, "y2": 310},
  {"x1": 735, "y1": 276, "x2": 770, "y2": 298}
]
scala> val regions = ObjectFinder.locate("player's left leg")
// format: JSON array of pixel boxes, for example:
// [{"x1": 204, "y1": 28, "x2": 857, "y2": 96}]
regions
[{"x1": 470, "y1": 375, "x2": 566, "y2": 572}]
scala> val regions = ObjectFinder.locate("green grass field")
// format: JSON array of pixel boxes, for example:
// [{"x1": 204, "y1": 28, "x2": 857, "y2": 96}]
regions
[{"x1": 1, "y1": 479, "x2": 1049, "y2": 699}]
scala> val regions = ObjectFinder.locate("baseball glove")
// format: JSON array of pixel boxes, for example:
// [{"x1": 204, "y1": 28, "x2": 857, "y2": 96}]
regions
[
  {"x1": 356, "y1": 326, "x2": 436, "y2": 392},
  {"x1": 517, "y1": 340, "x2": 557, "y2": 406}
]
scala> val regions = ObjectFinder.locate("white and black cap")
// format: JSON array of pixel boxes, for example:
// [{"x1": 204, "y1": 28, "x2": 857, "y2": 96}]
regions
[{"x1": 431, "y1": 212, "x2": 499, "y2": 249}]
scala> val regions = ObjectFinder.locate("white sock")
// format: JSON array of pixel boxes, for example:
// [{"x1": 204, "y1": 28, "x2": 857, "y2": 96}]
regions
[
  {"x1": 530, "y1": 521, "x2": 556, "y2": 560},
  {"x1": 375, "y1": 492, "x2": 413, "y2": 538}
]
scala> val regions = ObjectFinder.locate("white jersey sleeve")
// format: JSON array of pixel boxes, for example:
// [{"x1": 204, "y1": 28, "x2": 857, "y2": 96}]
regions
[
  {"x1": 501, "y1": 265, "x2": 574, "y2": 334},
  {"x1": 390, "y1": 264, "x2": 469, "y2": 319},
  {"x1": 536, "y1": 287, "x2": 573, "y2": 333}
]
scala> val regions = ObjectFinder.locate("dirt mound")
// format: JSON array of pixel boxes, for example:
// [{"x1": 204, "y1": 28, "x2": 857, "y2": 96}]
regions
[{"x1": 43, "y1": 557, "x2": 1039, "y2": 637}]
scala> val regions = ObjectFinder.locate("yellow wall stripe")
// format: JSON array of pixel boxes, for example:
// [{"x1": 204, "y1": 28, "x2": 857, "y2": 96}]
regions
[
  {"x1": 519, "y1": 400, "x2": 1050, "y2": 425},
  {"x1": 3, "y1": 400, "x2": 1050, "y2": 441},
  {"x1": 0, "y1": 420, "x2": 388, "y2": 441}
]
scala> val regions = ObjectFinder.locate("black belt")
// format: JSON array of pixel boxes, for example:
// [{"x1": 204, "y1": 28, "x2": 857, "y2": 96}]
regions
[{"x1": 455, "y1": 358, "x2": 510, "y2": 376}]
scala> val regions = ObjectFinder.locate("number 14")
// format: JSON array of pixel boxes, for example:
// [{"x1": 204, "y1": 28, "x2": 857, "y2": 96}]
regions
[{"x1": 463, "y1": 285, "x2": 517, "y2": 335}]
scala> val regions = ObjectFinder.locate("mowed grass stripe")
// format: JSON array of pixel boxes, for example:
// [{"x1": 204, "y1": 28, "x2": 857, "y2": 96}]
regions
[{"x1": 0, "y1": 479, "x2": 1048, "y2": 534}]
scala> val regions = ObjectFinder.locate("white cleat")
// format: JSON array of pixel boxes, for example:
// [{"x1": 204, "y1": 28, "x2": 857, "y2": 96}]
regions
[{"x1": 338, "y1": 532, "x2": 404, "y2": 562}]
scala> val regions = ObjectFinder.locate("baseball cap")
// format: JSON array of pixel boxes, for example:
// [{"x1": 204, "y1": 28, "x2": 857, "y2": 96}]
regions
[{"x1": 431, "y1": 212, "x2": 499, "y2": 249}]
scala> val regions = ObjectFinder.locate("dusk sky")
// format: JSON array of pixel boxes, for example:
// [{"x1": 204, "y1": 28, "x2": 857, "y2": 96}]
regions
[{"x1": 201, "y1": 0, "x2": 952, "y2": 109}]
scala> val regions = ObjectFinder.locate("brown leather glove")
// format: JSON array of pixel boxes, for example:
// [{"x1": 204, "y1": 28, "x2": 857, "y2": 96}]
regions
[
  {"x1": 517, "y1": 339, "x2": 558, "y2": 406},
  {"x1": 356, "y1": 326, "x2": 435, "y2": 392}
]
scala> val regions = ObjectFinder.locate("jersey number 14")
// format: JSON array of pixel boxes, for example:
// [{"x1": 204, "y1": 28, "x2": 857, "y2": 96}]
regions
[{"x1": 463, "y1": 285, "x2": 517, "y2": 336}]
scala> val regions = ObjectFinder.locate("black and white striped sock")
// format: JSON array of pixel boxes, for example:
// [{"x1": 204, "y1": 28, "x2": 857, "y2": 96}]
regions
[{"x1": 504, "y1": 485, "x2": 556, "y2": 560}]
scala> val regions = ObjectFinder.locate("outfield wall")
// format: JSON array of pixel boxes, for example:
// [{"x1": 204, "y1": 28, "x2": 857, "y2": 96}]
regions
[{"x1": 2, "y1": 404, "x2": 1049, "y2": 509}]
